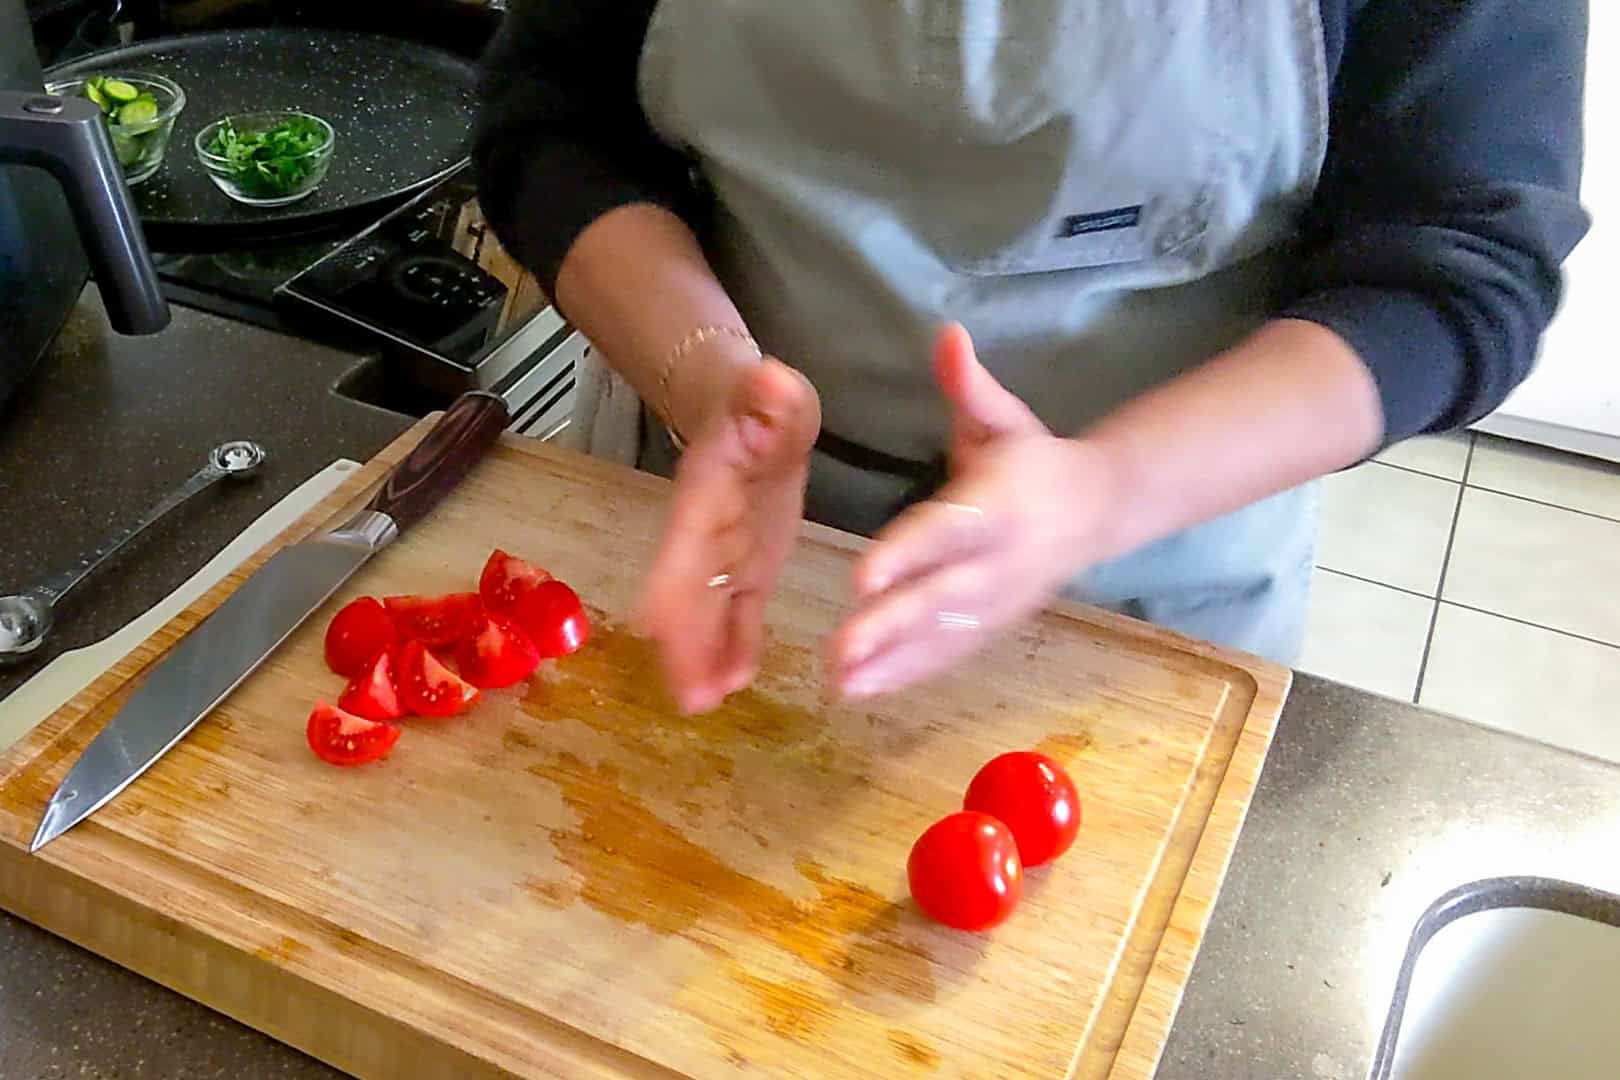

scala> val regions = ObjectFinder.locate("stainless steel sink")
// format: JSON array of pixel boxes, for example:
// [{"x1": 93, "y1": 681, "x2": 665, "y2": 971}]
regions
[{"x1": 1372, "y1": 877, "x2": 1620, "y2": 1079}]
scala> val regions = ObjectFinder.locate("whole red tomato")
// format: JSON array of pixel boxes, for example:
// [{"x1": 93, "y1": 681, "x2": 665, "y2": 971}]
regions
[
  {"x1": 963, "y1": 751, "x2": 1081, "y2": 868},
  {"x1": 907, "y1": 811, "x2": 1024, "y2": 931}
]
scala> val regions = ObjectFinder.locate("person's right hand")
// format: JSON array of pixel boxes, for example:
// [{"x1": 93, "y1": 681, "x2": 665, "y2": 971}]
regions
[{"x1": 636, "y1": 358, "x2": 820, "y2": 714}]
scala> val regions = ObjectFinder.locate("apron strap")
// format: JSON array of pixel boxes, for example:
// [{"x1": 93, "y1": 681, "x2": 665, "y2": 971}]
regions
[{"x1": 814, "y1": 429, "x2": 949, "y2": 518}]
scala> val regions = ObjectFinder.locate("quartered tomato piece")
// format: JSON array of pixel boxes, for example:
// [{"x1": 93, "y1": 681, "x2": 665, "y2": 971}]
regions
[
  {"x1": 383, "y1": 592, "x2": 482, "y2": 648},
  {"x1": 394, "y1": 638, "x2": 481, "y2": 717},
  {"x1": 337, "y1": 649, "x2": 405, "y2": 722},
  {"x1": 324, "y1": 596, "x2": 398, "y2": 678},
  {"x1": 509, "y1": 579, "x2": 591, "y2": 658},
  {"x1": 306, "y1": 701, "x2": 399, "y2": 767},
  {"x1": 456, "y1": 612, "x2": 542, "y2": 689},
  {"x1": 478, "y1": 549, "x2": 552, "y2": 614}
]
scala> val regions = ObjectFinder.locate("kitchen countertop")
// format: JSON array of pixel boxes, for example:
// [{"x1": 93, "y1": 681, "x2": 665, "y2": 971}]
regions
[{"x1": 3, "y1": 288, "x2": 1618, "y2": 1079}]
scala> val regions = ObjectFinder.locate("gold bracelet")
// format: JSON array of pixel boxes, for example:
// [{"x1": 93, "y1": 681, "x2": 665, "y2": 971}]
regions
[{"x1": 658, "y1": 325, "x2": 761, "y2": 449}]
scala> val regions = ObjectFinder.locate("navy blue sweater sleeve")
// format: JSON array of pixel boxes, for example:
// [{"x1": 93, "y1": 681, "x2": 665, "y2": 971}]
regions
[
  {"x1": 1288, "y1": 0, "x2": 1591, "y2": 442},
  {"x1": 471, "y1": 0, "x2": 700, "y2": 299}
]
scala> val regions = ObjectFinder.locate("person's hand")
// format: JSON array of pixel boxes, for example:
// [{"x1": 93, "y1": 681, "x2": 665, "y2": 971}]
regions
[
  {"x1": 637, "y1": 358, "x2": 820, "y2": 714},
  {"x1": 830, "y1": 324, "x2": 1118, "y2": 699}
]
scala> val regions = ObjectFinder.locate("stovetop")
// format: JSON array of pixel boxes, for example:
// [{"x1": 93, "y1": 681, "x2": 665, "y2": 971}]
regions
[
  {"x1": 147, "y1": 164, "x2": 584, "y2": 441},
  {"x1": 152, "y1": 232, "x2": 349, "y2": 333}
]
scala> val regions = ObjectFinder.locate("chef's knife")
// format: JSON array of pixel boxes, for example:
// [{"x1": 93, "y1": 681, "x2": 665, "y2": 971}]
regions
[{"x1": 31, "y1": 391, "x2": 510, "y2": 852}]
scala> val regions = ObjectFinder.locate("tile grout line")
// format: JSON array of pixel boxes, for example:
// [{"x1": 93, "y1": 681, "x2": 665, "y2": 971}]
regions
[
  {"x1": 1439, "y1": 600, "x2": 1620, "y2": 653},
  {"x1": 1313, "y1": 566, "x2": 1436, "y2": 602},
  {"x1": 1463, "y1": 483, "x2": 1620, "y2": 527},
  {"x1": 1413, "y1": 434, "x2": 1475, "y2": 703},
  {"x1": 1370, "y1": 457, "x2": 1470, "y2": 483}
]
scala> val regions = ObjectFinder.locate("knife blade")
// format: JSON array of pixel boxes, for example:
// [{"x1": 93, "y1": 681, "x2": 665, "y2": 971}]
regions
[{"x1": 31, "y1": 391, "x2": 509, "y2": 852}]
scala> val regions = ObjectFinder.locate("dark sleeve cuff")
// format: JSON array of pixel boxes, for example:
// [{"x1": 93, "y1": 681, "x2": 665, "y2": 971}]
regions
[
  {"x1": 1283, "y1": 287, "x2": 1473, "y2": 445},
  {"x1": 481, "y1": 140, "x2": 698, "y2": 301}
]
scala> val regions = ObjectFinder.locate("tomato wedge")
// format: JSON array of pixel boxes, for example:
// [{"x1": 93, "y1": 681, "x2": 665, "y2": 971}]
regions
[
  {"x1": 394, "y1": 638, "x2": 481, "y2": 717},
  {"x1": 306, "y1": 701, "x2": 400, "y2": 767},
  {"x1": 478, "y1": 549, "x2": 552, "y2": 614},
  {"x1": 324, "y1": 596, "x2": 398, "y2": 678},
  {"x1": 337, "y1": 649, "x2": 405, "y2": 722},
  {"x1": 456, "y1": 612, "x2": 542, "y2": 689},
  {"x1": 508, "y1": 579, "x2": 590, "y2": 658},
  {"x1": 383, "y1": 592, "x2": 483, "y2": 648}
]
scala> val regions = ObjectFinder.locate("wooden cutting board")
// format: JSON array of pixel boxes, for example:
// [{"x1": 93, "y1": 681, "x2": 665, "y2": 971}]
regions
[{"x1": 0, "y1": 417, "x2": 1288, "y2": 1079}]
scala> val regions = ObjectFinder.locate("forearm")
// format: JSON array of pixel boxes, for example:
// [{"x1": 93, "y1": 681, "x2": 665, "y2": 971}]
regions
[
  {"x1": 1078, "y1": 318, "x2": 1383, "y2": 561},
  {"x1": 554, "y1": 204, "x2": 761, "y2": 439}
]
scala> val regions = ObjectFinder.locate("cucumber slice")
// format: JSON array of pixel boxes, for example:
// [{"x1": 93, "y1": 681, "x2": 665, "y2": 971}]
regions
[
  {"x1": 83, "y1": 79, "x2": 110, "y2": 111},
  {"x1": 101, "y1": 79, "x2": 139, "y2": 103},
  {"x1": 116, "y1": 97, "x2": 159, "y2": 127},
  {"x1": 109, "y1": 131, "x2": 144, "y2": 168}
]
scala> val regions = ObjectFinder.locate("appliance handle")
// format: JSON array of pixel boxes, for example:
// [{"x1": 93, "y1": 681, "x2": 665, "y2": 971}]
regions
[{"x1": 0, "y1": 90, "x2": 167, "y2": 335}]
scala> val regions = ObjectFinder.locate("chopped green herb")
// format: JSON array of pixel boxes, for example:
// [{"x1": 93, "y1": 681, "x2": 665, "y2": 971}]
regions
[{"x1": 206, "y1": 115, "x2": 329, "y2": 199}]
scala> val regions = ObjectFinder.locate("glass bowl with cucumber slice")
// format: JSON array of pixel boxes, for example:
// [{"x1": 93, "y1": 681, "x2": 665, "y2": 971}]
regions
[
  {"x1": 194, "y1": 110, "x2": 335, "y2": 208},
  {"x1": 44, "y1": 73, "x2": 186, "y2": 186}
]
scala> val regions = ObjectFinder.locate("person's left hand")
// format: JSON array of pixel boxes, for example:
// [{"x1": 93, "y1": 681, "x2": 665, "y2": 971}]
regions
[{"x1": 830, "y1": 323, "x2": 1119, "y2": 699}]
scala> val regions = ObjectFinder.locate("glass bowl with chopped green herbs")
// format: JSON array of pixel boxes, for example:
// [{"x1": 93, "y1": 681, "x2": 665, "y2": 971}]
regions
[
  {"x1": 194, "y1": 110, "x2": 336, "y2": 207},
  {"x1": 45, "y1": 73, "x2": 186, "y2": 186}
]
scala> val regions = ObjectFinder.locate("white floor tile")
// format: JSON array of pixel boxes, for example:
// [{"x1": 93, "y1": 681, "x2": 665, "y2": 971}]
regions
[
  {"x1": 1298, "y1": 570, "x2": 1433, "y2": 701},
  {"x1": 1421, "y1": 605, "x2": 1620, "y2": 764},
  {"x1": 1375, "y1": 432, "x2": 1473, "y2": 481},
  {"x1": 1470, "y1": 436, "x2": 1620, "y2": 521},
  {"x1": 1317, "y1": 463, "x2": 1459, "y2": 596},
  {"x1": 1444, "y1": 489, "x2": 1620, "y2": 647}
]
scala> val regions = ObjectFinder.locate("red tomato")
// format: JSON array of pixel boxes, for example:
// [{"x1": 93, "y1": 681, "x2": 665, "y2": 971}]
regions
[
  {"x1": 963, "y1": 751, "x2": 1082, "y2": 868},
  {"x1": 337, "y1": 649, "x2": 405, "y2": 722},
  {"x1": 323, "y1": 597, "x2": 398, "y2": 678},
  {"x1": 383, "y1": 592, "x2": 483, "y2": 648},
  {"x1": 907, "y1": 811, "x2": 1023, "y2": 931},
  {"x1": 455, "y1": 613, "x2": 542, "y2": 689},
  {"x1": 478, "y1": 549, "x2": 552, "y2": 613},
  {"x1": 306, "y1": 701, "x2": 400, "y2": 767},
  {"x1": 394, "y1": 639, "x2": 481, "y2": 717},
  {"x1": 509, "y1": 580, "x2": 590, "y2": 658}
]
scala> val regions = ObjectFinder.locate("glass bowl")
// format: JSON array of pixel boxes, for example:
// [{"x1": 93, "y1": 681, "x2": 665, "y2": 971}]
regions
[
  {"x1": 194, "y1": 110, "x2": 335, "y2": 207},
  {"x1": 45, "y1": 72, "x2": 186, "y2": 186}
]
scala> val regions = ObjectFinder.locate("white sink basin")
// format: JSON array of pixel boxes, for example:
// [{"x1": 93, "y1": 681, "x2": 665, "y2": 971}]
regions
[{"x1": 1375, "y1": 878, "x2": 1620, "y2": 1080}]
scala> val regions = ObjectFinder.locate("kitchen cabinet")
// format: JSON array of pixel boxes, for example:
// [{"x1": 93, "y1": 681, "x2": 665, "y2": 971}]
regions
[{"x1": 1476, "y1": 4, "x2": 1620, "y2": 463}]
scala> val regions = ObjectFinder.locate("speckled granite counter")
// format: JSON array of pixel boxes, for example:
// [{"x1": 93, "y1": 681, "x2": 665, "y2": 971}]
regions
[
  {"x1": 3, "y1": 288, "x2": 1618, "y2": 1079},
  {"x1": 0, "y1": 287, "x2": 409, "y2": 697}
]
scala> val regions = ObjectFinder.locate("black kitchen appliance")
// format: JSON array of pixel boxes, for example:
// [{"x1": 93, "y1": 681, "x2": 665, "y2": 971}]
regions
[
  {"x1": 0, "y1": 0, "x2": 168, "y2": 410},
  {"x1": 9, "y1": 5, "x2": 582, "y2": 437}
]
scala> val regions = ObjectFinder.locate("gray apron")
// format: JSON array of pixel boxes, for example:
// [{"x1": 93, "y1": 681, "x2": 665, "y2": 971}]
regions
[{"x1": 635, "y1": 0, "x2": 1330, "y2": 662}]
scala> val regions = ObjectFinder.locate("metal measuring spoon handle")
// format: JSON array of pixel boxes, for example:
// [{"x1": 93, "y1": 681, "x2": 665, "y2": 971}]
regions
[{"x1": 33, "y1": 441, "x2": 267, "y2": 607}]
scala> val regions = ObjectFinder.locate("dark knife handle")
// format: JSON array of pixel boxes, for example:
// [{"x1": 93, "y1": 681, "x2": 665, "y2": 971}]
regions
[{"x1": 365, "y1": 392, "x2": 510, "y2": 533}]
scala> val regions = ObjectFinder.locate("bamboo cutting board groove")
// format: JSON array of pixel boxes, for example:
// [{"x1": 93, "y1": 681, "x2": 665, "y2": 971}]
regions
[{"x1": 0, "y1": 417, "x2": 1288, "y2": 1079}]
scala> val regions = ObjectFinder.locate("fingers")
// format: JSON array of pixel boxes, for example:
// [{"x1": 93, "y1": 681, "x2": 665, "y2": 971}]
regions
[
  {"x1": 933, "y1": 322, "x2": 1043, "y2": 448},
  {"x1": 715, "y1": 584, "x2": 771, "y2": 695},
  {"x1": 832, "y1": 558, "x2": 1007, "y2": 699},
  {"x1": 732, "y1": 360, "x2": 821, "y2": 472},
  {"x1": 854, "y1": 481, "x2": 996, "y2": 598},
  {"x1": 637, "y1": 362, "x2": 818, "y2": 714}
]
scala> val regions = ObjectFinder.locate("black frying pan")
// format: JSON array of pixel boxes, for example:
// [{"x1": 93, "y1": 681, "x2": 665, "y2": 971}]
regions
[{"x1": 47, "y1": 28, "x2": 479, "y2": 251}]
